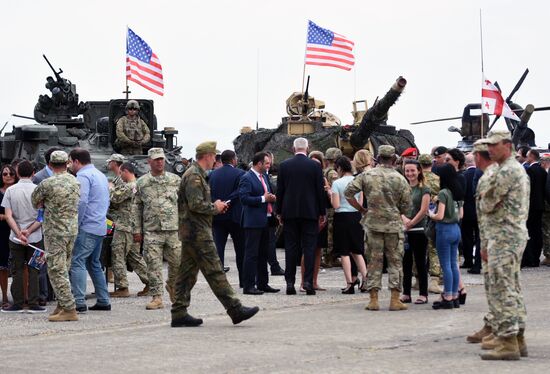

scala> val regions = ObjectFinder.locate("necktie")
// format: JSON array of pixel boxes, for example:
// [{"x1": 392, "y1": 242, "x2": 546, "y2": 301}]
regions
[{"x1": 259, "y1": 174, "x2": 273, "y2": 214}]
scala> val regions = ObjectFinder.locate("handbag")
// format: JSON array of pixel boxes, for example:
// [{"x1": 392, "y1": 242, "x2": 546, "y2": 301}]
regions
[{"x1": 424, "y1": 218, "x2": 436, "y2": 243}]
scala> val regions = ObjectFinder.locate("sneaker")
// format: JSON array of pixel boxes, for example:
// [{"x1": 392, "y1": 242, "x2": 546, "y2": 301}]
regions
[
  {"x1": 1, "y1": 304, "x2": 24, "y2": 313},
  {"x1": 27, "y1": 305, "x2": 47, "y2": 314},
  {"x1": 75, "y1": 304, "x2": 88, "y2": 313}
]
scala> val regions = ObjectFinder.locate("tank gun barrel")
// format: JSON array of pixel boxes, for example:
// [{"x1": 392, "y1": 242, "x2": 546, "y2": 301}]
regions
[
  {"x1": 350, "y1": 76, "x2": 406, "y2": 149},
  {"x1": 43, "y1": 54, "x2": 63, "y2": 81}
]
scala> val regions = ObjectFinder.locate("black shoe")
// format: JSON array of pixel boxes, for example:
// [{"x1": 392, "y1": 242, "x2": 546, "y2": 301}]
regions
[
  {"x1": 89, "y1": 304, "x2": 111, "y2": 311},
  {"x1": 243, "y1": 288, "x2": 264, "y2": 295},
  {"x1": 432, "y1": 299, "x2": 453, "y2": 310},
  {"x1": 341, "y1": 283, "x2": 355, "y2": 294},
  {"x1": 1, "y1": 304, "x2": 24, "y2": 313},
  {"x1": 468, "y1": 268, "x2": 481, "y2": 274},
  {"x1": 303, "y1": 284, "x2": 316, "y2": 295},
  {"x1": 258, "y1": 285, "x2": 280, "y2": 293},
  {"x1": 270, "y1": 268, "x2": 285, "y2": 276},
  {"x1": 453, "y1": 298, "x2": 460, "y2": 308},
  {"x1": 228, "y1": 305, "x2": 259, "y2": 325},
  {"x1": 171, "y1": 314, "x2": 203, "y2": 327},
  {"x1": 27, "y1": 305, "x2": 47, "y2": 314},
  {"x1": 286, "y1": 285, "x2": 297, "y2": 295},
  {"x1": 458, "y1": 288, "x2": 467, "y2": 305},
  {"x1": 76, "y1": 304, "x2": 88, "y2": 313},
  {"x1": 223, "y1": 266, "x2": 230, "y2": 273}
]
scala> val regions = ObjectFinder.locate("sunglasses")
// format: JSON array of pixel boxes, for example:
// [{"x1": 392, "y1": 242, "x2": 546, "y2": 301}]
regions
[
  {"x1": 128, "y1": 108, "x2": 138, "y2": 111},
  {"x1": 3, "y1": 172, "x2": 15, "y2": 177}
]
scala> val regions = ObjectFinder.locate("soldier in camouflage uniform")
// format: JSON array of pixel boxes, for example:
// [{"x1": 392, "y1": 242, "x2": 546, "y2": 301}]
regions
[
  {"x1": 476, "y1": 131, "x2": 529, "y2": 361},
  {"x1": 109, "y1": 162, "x2": 149, "y2": 297},
  {"x1": 541, "y1": 155, "x2": 550, "y2": 266},
  {"x1": 115, "y1": 100, "x2": 151, "y2": 156},
  {"x1": 31, "y1": 151, "x2": 80, "y2": 322},
  {"x1": 322, "y1": 147, "x2": 342, "y2": 268},
  {"x1": 133, "y1": 148, "x2": 181, "y2": 310},
  {"x1": 419, "y1": 154, "x2": 443, "y2": 294},
  {"x1": 171, "y1": 141, "x2": 259, "y2": 327},
  {"x1": 345, "y1": 145, "x2": 411, "y2": 311}
]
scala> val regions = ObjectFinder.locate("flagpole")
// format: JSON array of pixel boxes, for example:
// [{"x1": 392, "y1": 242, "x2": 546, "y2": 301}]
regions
[
  {"x1": 256, "y1": 48, "x2": 260, "y2": 130},
  {"x1": 124, "y1": 25, "x2": 130, "y2": 99},
  {"x1": 479, "y1": 9, "x2": 485, "y2": 138}
]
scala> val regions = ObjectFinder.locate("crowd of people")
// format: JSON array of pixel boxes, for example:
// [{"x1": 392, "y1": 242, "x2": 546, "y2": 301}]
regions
[{"x1": 0, "y1": 129, "x2": 548, "y2": 360}]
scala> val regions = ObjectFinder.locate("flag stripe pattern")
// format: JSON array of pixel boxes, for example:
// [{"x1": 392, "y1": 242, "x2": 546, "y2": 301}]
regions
[
  {"x1": 305, "y1": 20, "x2": 355, "y2": 71},
  {"x1": 126, "y1": 28, "x2": 164, "y2": 96},
  {"x1": 481, "y1": 75, "x2": 520, "y2": 121}
]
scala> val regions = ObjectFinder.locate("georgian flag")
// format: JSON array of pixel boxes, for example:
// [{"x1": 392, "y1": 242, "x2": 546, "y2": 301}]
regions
[{"x1": 481, "y1": 75, "x2": 520, "y2": 121}]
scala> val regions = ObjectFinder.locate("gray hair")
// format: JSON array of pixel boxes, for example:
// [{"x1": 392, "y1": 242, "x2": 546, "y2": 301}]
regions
[{"x1": 293, "y1": 137, "x2": 308, "y2": 151}]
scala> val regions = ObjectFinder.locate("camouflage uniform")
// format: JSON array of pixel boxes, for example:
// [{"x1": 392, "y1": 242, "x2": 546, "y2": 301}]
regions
[
  {"x1": 115, "y1": 116, "x2": 151, "y2": 155},
  {"x1": 323, "y1": 166, "x2": 339, "y2": 263},
  {"x1": 31, "y1": 168, "x2": 80, "y2": 311},
  {"x1": 345, "y1": 161, "x2": 411, "y2": 292},
  {"x1": 133, "y1": 171, "x2": 181, "y2": 297},
  {"x1": 476, "y1": 163, "x2": 498, "y2": 330},
  {"x1": 423, "y1": 170, "x2": 441, "y2": 278},
  {"x1": 171, "y1": 161, "x2": 241, "y2": 320},
  {"x1": 110, "y1": 179, "x2": 149, "y2": 289},
  {"x1": 478, "y1": 155, "x2": 529, "y2": 338}
]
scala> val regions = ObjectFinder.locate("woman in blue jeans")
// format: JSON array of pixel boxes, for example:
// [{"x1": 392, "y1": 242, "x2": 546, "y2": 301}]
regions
[{"x1": 428, "y1": 164, "x2": 464, "y2": 309}]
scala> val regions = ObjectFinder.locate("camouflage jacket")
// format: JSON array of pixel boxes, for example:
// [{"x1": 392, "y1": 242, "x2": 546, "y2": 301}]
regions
[
  {"x1": 423, "y1": 171, "x2": 440, "y2": 200},
  {"x1": 344, "y1": 165, "x2": 411, "y2": 233},
  {"x1": 115, "y1": 116, "x2": 151, "y2": 146},
  {"x1": 110, "y1": 179, "x2": 137, "y2": 233},
  {"x1": 475, "y1": 163, "x2": 497, "y2": 247},
  {"x1": 178, "y1": 162, "x2": 218, "y2": 242},
  {"x1": 133, "y1": 171, "x2": 181, "y2": 233},
  {"x1": 324, "y1": 167, "x2": 339, "y2": 187},
  {"x1": 31, "y1": 171, "x2": 80, "y2": 237},
  {"x1": 478, "y1": 155, "x2": 530, "y2": 249}
]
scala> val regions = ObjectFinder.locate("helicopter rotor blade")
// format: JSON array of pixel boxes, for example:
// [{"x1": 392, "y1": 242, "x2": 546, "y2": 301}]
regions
[{"x1": 506, "y1": 68, "x2": 529, "y2": 102}]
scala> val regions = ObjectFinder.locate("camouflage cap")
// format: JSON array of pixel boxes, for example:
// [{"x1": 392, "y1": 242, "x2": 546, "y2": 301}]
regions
[
  {"x1": 378, "y1": 145, "x2": 396, "y2": 157},
  {"x1": 196, "y1": 141, "x2": 220, "y2": 156},
  {"x1": 126, "y1": 100, "x2": 140, "y2": 110},
  {"x1": 107, "y1": 154, "x2": 125, "y2": 163},
  {"x1": 484, "y1": 130, "x2": 512, "y2": 144},
  {"x1": 325, "y1": 147, "x2": 343, "y2": 160},
  {"x1": 148, "y1": 147, "x2": 165, "y2": 160},
  {"x1": 472, "y1": 139, "x2": 490, "y2": 153},
  {"x1": 50, "y1": 150, "x2": 68, "y2": 163},
  {"x1": 418, "y1": 153, "x2": 433, "y2": 165}
]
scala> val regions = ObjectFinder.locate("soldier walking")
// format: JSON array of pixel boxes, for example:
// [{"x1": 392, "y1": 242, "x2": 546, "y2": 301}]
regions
[
  {"x1": 133, "y1": 148, "x2": 181, "y2": 310},
  {"x1": 477, "y1": 131, "x2": 529, "y2": 360},
  {"x1": 31, "y1": 151, "x2": 80, "y2": 322},
  {"x1": 171, "y1": 141, "x2": 259, "y2": 327},
  {"x1": 115, "y1": 100, "x2": 151, "y2": 155},
  {"x1": 345, "y1": 145, "x2": 411, "y2": 311}
]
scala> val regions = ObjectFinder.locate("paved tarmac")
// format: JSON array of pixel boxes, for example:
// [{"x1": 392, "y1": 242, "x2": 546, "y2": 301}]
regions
[{"x1": 1, "y1": 244, "x2": 549, "y2": 373}]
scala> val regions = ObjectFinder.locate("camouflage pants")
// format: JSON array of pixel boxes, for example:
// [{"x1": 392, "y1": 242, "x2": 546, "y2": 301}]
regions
[
  {"x1": 171, "y1": 239, "x2": 241, "y2": 319},
  {"x1": 366, "y1": 230, "x2": 404, "y2": 292},
  {"x1": 143, "y1": 230, "x2": 181, "y2": 297},
  {"x1": 323, "y1": 209, "x2": 335, "y2": 258},
  {"x1": 45, "y1": 234, "x2": 77, "y2": 310},
  {"x1": 482, "y1": 260, "x2": 494, "y2": 329},
  {"x1": 487, "y1": 240, "x2": 527, "y2": 337},
  {"x1": 111, "y1": 230, "x2": 149, "y2": 289},
  {"x1": 542, "y1": 210, "x2": 550, "y2": 258}
]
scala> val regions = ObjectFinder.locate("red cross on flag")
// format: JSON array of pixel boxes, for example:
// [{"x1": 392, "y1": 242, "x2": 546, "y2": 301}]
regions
[{"x1": 481, "y1": 75, "x2": 520, "y2": 121}]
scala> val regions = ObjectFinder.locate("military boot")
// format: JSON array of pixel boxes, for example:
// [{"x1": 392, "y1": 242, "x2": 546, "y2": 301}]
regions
[
  {"x1": 165, "y1": 283, "x2": 175, "y2": 303},
  {"x1": 109, "y1": 287, "x2": 130, "y2": 298},
  {"x1": 145, "y1": 296, "x2": 164, "y2": 310},
  {"x1": 480, "y1": 336, "x2": 520, "y2": 361},
  {"x1": 227, "y1": 305, "x2": 260, "y2": 325},
  {"x1": 467, "y1": 324, "x2": 492, "y2": 343},
  {"x1": 171, "y1": 314, "x2": 204, "y2": 327},
  {"x1": 48, "y1": 308, "x2": 78, "y2": 322},
  {"x1": 517, "y1": 329, "x2": 528, "y2": 357},
  {"x1": 428, "y1": 277, "x2": 443, "y2": 294},
  {"x1": 49, "y1": 304, "x2": 62, "y2": 317},
  {"x1": 481, "y1": 333, "x2": 497, "y2": 350},
  {"x1": 389, "y1": 289, "x2": 408, "y2": 311},
  {"x1": 137, "y1": 285, "x2": 150, "y2": 297},
  {"x1": 365, "y1": 290, "x2": 379, "y2": 311}
]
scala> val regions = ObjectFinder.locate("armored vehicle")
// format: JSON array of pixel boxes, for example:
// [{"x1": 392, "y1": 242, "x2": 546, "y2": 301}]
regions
[
  {"x1": 233, "y1": 76, "x2": 416, "y2": 165},
  {"x1": 0, "y1": 55, "x2": 186, "y2": 176}
]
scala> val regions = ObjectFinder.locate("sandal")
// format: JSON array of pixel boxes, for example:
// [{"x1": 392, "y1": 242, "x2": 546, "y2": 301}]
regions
[
  {"x1": 458, "y1": 288, "x2": 467, "y2": 305},
  {"x1": 414, "y1": 296, "x2": 428, "y2": 304},
  {"x1": 314, "y1": 286, "x2": 326, "y2": 291},
  {"x1": 400, "y1": 295, "x2": 412, "y2": 303}
]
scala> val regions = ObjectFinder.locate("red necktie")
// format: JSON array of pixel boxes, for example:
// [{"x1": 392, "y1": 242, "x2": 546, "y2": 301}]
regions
[{"x1": 259, "y1": 174, "x2": 273, "y2": 214}]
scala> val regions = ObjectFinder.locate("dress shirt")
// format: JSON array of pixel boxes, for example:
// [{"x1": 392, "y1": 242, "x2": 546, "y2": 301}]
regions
[{"x1": 76, "y1": 164, "x2": 110, "y2": 236}]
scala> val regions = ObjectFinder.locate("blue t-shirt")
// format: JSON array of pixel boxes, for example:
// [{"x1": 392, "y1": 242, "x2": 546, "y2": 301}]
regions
[{"x1": 332, "y1": 175, "x2": 360, "y2": 213}]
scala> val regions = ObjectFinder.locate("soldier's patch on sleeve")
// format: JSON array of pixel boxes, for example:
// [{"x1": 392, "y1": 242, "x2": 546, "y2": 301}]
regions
[{"x1": 191, "y1": 175, "x2": 202, "y2": 187}]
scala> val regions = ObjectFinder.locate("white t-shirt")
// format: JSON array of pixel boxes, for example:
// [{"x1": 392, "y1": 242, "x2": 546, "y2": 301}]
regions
[
  {"x1": 1, "y1": 179, "x2": 42, "y2": 244},
  {"x1": 332, "y1": 175, "x2": 360, "y2": 213}
]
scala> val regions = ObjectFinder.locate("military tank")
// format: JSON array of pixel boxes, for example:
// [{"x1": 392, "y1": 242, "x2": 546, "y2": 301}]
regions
[
  {"x1": 0, "y1": 55, "x2": 186, "y2": 176},
  {"x1": 233, "y1": 76, "x2": 416, "y2": 165}
]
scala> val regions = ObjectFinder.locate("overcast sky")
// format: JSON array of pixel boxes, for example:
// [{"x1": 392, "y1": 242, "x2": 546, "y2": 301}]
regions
[{"x1": 2, "y1": 0, "x2": 549, "y2": 158}]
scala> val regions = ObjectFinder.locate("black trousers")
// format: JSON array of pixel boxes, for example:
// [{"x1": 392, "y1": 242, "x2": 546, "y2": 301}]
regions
[
  {"x1": 461, "y1": 219, "x2": 480, "y2": 268},
  {"x1": 243, "y1": 227, "x2": 270, "y2": 290},
  {"x1": 523, "y1": 209, "x2": 543, "y2": 267},
  {"x1": 10, "y1": 241, "x2": 41, "y2": 307},
  {"x1": 403, "y1": 232, "x2": 428, "y2": 297},
  {"x1": 283, "y1": 218, "x2": 318, "y2": 288},
  {"x1": 212, "y1": 220, "x2": 245, "y2": 285},
  {"x1": 268, "y1": 225, "x2": 282, "y2": 271}
]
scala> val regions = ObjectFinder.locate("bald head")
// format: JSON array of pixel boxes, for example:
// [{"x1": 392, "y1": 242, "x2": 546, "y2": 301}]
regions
[{"x1": 465, "y1": 153, "x2": 475, "y2": 168}]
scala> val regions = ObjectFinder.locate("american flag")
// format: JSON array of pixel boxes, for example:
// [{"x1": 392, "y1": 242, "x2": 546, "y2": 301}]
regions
[
  {"x1": 126, "y1": 28, "x2": 164, "y2": 96},
  {"x1": 305, "y1": 21, "x2": 355, "y2": 71}
]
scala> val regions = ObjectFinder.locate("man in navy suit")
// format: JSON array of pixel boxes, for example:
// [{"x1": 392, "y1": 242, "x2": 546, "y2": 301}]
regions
[
  {"x1": 276, "y1": 138, "x2": 326, "y2": 295},
  {"x1": 209, "y1": 150, "x2": 245, "y2": 285},
  {"x1": 239, "y1": 152, "x2": 279, "y2": 295},
  {"x1": 461, "y1": 153, "x2": 482, "y2": 272}
]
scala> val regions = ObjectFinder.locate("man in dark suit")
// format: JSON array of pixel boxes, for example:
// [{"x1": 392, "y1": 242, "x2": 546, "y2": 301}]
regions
[
  {"x1": 208, "y1": 150, "x2": 245, "y2": 284},
  {"x1": 522, "y1": 149, "x2": 548, "y2": 267},
  {"x1": 461, "y1": 153, "x2": 482, "y2": 272},
  {"x1": 239, "y1": 152, "x2": 279, "y2": 295},
  {"x1": 276, "y1": 138, "x2": 326, "y2": 295},
  {"x1": 265, "y1": 152, "x2": 285, "y2": 276}
]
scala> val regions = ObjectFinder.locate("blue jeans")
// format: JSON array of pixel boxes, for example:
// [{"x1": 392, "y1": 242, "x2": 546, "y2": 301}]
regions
[
  {"x1": 435, "y1": 222, "x2": 461, "y2": 298},
  {"x1": 70, "y1": 230, "x2": 110, "y2": 306}
]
